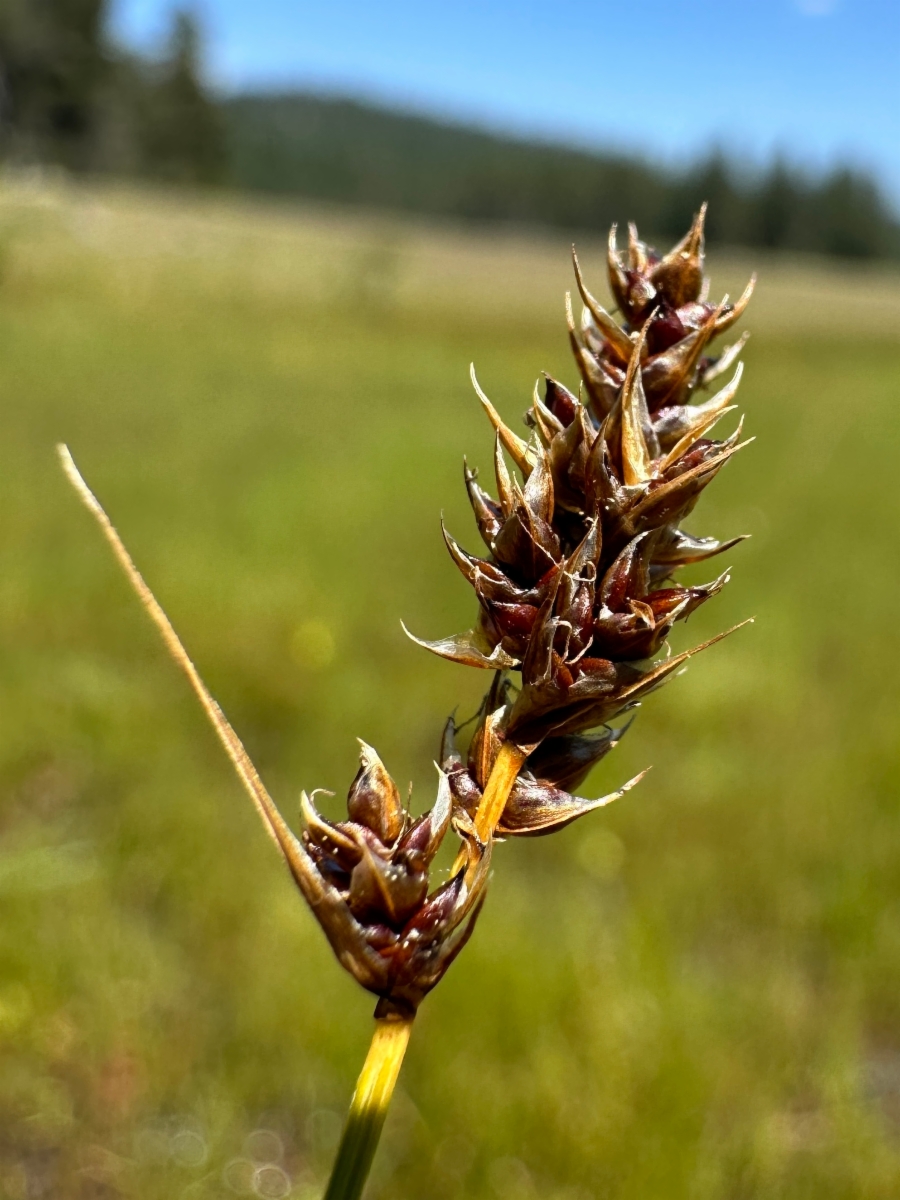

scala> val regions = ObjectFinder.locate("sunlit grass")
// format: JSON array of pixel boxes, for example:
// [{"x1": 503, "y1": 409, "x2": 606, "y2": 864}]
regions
[{"x1": 1, "y1": 179, "x2": 900, "y2": 1199}]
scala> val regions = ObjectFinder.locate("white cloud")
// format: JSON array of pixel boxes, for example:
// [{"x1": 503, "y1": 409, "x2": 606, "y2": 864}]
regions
[{"x1": 795, "y1": 0, "x2": 839, "y2": 14}]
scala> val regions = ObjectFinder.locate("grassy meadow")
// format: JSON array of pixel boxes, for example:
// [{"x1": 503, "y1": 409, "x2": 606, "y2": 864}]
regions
[{"x1": 2, "y1": 176, "x2": 900, "y2": 1200}]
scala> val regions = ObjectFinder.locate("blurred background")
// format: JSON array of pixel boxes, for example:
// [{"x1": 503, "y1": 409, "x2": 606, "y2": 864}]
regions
[{"x1": 1, "y1": 1, "x2": 899, "y2": 1198}]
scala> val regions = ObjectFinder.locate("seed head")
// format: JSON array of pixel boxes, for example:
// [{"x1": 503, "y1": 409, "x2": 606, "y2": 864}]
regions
[
  {"x1": 407, "y1": 208, "x2": 754, "y2": 833},
  {"x1": 296, "y1": 743, "x2": 491, "y2": 1016}
]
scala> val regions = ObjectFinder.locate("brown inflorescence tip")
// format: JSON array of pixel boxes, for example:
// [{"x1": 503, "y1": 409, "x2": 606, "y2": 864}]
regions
[{"x1": 408, "y1": 206, "x2": 754, "y2": 839}]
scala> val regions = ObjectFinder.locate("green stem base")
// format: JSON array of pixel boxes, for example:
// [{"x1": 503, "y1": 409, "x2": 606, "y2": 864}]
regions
[{"x1": 323, "y1": 1015, "x2": 414, "y2": 1200}]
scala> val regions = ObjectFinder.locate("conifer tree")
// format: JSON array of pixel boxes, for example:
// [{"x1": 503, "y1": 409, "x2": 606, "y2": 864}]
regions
[
  {"x1": 0, "y1": 0, "x2": 109, "y2": 168},
  {"x1": 136, "y1": 9, "x2": 225, "y2": 185}
]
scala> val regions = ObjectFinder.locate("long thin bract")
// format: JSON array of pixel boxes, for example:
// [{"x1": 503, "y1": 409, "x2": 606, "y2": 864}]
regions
[{"x1": 56, "y1": 444, "x2": 304, "y2": 877}]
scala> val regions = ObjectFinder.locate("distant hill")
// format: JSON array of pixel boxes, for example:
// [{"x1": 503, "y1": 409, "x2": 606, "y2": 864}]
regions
[
  {"x1": 222, "y1": 92, "x2": 900, "y2": 260},
  {"x1": 4, "y1": 0, "x2": 895, "y2": 260}
]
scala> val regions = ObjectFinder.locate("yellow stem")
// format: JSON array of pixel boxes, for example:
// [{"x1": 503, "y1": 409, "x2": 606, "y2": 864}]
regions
[
  {"x1": 326, "y1": 736, "x2": 525, "y2": 1194},
  {"x1": 323, "y1": 1016, "x2": 414, "y2": 1200},
  {"x1": 474, "y1": 739, "x2": 529, "y2": 841},
  {"x1": 57, "y1": 445, "x2": 309, "y2": 880},
  {"x1": 451, "y1": 739, "x2": 529, "y2": 875}
]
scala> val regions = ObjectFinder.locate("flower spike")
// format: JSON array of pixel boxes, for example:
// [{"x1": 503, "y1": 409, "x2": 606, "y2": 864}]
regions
[{"x1": 59, "y1": 205, "x2": 759, "y2": 1200}]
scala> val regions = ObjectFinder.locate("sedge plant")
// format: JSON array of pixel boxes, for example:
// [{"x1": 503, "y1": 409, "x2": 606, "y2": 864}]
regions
[{"x1": 60, "y1": 204, "x2": 754, "y2": 1199}]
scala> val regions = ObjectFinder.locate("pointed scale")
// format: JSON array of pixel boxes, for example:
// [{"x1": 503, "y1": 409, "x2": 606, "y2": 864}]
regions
[
  {"x1": 649, "y1": 203, "x2": 706, "y2": 307},
  {"x1": 401, "y1": 619, "x2": 520, "y2": 671},
  {"x1": 618, "y1": 324, "x2": 655, "y2": 486},
  {"x1": 699, "y1": 332, "x2": 749, "y2": 389},
  {"x1": 464, "y1": 460, "x2": 503, "y2": 547},
  {"x1": 470, "y1": 364, "x2": 535, "y2": 477},
  {"x1": 714, "y1": 275, "x2": 756, "y2": 335},
  {"x1": 606, "y1": 223, "x2": 630, "y2": 314},
  {"x1": 572, "y1": 249, "x2": 635, "y2": 366},
  {"x1": 656, "y1": 362, "x2": 744, "y2": 471},
  {"x1": 348, "y1": 741, "x2": 405, "y2": 845},
  {"x1": 567, "y1": 291, "x2": 618, "y2": 411},
  {"x1": 497, "y1": 768, "x2": 649, "y2": 837}
]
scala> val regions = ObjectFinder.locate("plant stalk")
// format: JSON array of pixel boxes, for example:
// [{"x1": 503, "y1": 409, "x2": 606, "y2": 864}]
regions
[
  {"x1": 325, "y1": 741, "x2": 527, "y2": 1198},
  {"x1": 58, "y1": 445, "x2": 529, "y2": 1200},
  {"x1": 451, "y1": 739, "x2": 529, "y2": 875},
  {"x1": 328, "y1": 744, "x2": 528, "y2": 1195},
  {"x1": 474, "y1": 740, "x2": 529, "y2": 840},
  {"x1": 56, "y1": 445, "x2": 303, "y2": 868},
  {"x1": 323, "y1": 1015, "x2": 414, "y2": 1200}
]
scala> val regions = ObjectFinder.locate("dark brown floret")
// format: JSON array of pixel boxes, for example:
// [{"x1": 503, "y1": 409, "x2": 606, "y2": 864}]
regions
[{"x1": 295, "y1": 741, "x2": 491, "y2": 1014}]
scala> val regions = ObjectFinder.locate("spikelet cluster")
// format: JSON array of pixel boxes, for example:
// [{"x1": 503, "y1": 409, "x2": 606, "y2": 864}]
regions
[
  {"x1": 295, "y1": 745, "x2": 490, "y2": 1017},
  {"x1": 295, "y1": 206, "x2": 754, "y2": 1014},
  {"x1": 425, "y1": 205, "x2": 754, "y2": 828}
]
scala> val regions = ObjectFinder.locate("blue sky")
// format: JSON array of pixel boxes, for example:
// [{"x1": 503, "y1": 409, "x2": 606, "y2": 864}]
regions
[{"x1": 111, "y1": 0, "x2": 900, "y2": 202}]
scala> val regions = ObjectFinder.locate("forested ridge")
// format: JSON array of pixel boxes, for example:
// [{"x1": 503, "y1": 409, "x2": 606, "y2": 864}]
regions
[
  {"x1": 224, "y1": 92, "x2": 899, "y2": 259},
  {"x1": 1, "y1": 2, "x2": 897, "y2": 259}
]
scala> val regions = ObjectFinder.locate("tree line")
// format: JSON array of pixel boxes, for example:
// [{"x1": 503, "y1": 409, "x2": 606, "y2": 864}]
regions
[
  {"x1": 224, "y1": 94, "x2": 899, "y2": 260},
  {"x1": 1, "y1": 2, "x2": 897, "y2": 259}
]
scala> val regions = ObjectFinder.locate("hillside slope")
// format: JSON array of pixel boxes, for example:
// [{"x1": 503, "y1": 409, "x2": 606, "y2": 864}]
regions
[{"x1": 222, "y1": 92, "x2": 900, "y2": 258}]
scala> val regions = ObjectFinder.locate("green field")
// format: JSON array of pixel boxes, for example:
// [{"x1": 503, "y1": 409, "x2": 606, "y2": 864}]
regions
[{"x1": 2, "y1": 177, "x2": 900, "y2": 1200}]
